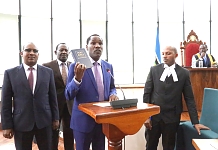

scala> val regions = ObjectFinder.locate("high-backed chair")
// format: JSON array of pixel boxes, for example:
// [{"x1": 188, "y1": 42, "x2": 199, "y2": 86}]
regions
[
  {"x1": 176, "y1": 88, "x2": 218, "y2": 150},
  {"x1": 180, "y1": 30, "x2": 205, "y2": 67}
]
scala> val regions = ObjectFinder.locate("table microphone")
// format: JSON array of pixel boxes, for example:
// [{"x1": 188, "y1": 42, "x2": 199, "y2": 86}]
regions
[
  {"x1": 106, "y1": 68, "x2": 126, "y2": 100},
  {"x1": 106, "y1": 68, "x2": 138, "y2": 109}
]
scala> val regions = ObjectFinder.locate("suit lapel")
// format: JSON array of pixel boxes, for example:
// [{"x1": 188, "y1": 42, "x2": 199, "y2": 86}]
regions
[
  {"x1": 175, "y1": 64, "x2": 180, "y2": 74},
  {"x1": 67, "y1": 61, "x2": 71, "y2": 68},
  {"x1": 174, "y1": 64, "x2": 180, "y2": 81},
  {"x1": 86, "y1": 68, "x2": 98, "y2": 93},
  {"x1": 101, "y1": 61, "x2": 108, "y2": 90},
  {"x1": 159, "y1": 64, "x2": 165, "y2": 79},
  {"x1": 52, "y1": 60, "x2": 63, "y2": 82},
  {"x1": 101, "y1": 62, "x2": 110, "y2": 98},
  {"x1": 34, "y1": 65, "x2": 43, "y2": 94}
]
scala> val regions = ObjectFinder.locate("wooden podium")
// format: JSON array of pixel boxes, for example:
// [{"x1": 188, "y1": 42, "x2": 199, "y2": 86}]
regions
[
  {"x1": 78, "y1": 102, "x2": 160, "y2": 150},
  {"x1": 183, "y1": 67, "x2": 218, "y2": 111}
]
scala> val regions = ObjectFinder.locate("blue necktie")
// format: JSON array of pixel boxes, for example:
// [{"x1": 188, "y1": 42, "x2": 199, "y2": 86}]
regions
[{"x1": 203, "y1": 56, "x2": 207, "y2": 66}]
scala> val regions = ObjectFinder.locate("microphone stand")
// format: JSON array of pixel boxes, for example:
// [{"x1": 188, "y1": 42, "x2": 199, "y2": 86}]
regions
[{"x1": 106, "y1": 69, "x2": 138, "y2": 109}]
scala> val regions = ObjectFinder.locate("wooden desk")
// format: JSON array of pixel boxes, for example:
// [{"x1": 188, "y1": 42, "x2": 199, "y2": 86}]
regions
[
  {"x1": 79, "y1": 102, "x2": 160, "y2": 150},
  {"x1": 183, "y1": 68, "x2": 218, "y2": 111},
  {"x1": 192, "y1": 139, "x2": 218, "y2": 150}
]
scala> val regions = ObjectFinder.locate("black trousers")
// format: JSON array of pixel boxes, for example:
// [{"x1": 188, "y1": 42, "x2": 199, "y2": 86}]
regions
[
  {"x1": 14, "y1": 124, "x2": 52, "y2": 150},
  {"x1": 52, "y1": 103, "x2": 74, "y2": 150},
  {"x1": 145, "y1": 119, "x2": 180, "y2": 150}
]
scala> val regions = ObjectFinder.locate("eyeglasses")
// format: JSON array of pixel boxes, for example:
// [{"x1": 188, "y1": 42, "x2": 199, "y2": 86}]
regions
[{"x1": 24, "y1": 49, "x2": 39, "y2": 53}]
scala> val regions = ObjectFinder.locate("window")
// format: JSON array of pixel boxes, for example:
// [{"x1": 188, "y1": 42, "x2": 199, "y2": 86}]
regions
[
  {"x1": 21, "y1": 17, "x2": 51, "y2": 65},
  {"x1": 0, "y1": 14, "x2": 19, "y2": 86},
  {"x1": 133, "y1": 0, "x2": 157, "y2": 83}
]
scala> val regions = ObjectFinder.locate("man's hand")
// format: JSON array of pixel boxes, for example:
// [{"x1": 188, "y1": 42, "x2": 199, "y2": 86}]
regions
[
  {"x1": 74, "y1": 62, "x2": 86, "y2": 82},
  {"x1": 144, "y1": 118, "x2": 152, "y2": 130},
  {"x1": 3, "y1": 129, "x2": 14, "y2": 139},
  {"x1": 194, "y1": 124, "x2": 210, "y2": 135},
  {"x1": 109, "y1": 95, "x2": 119, "y2": 102},
  {"x1": 52, "y1": 120, "x2": 59, "y2": 130}
]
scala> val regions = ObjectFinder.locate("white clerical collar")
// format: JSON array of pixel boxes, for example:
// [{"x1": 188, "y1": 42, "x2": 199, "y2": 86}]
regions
[{"x1": 160, "y1": 63, "x2": 178, "y2": 82}]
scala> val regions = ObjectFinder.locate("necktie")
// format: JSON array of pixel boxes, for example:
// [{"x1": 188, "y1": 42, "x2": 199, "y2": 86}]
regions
[
  {"x1": 94, "y1": 62, "x2": 104, "y2": 101},
  {"x1": 61, "y1": 62, "x2": 67, "y2": 85},
  {"x1": 203, "y1": 56, "x2": 207, "y2": 66},
  {"x1": 28, "y1": 67, "x2": 34, "y2": 91}
]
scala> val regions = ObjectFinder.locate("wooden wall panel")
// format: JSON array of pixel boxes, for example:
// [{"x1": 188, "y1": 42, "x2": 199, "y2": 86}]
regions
[{"x1": 183, "y1": 68, "x2": 218, "y2": 111}]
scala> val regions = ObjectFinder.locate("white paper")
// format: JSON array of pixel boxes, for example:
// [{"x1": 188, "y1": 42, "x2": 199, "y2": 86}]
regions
[{"x1": 93, "y1": 102, "x2": 111, "y2": 107}]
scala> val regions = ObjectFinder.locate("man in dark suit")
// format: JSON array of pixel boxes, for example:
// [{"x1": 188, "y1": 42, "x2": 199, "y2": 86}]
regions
[
  {"x1": 1, "y1": 42, "x2": 59, "y2": 150},
  {"x1": 143, "y1": 46, "x2": 209, "y2": 150},
  {"x1": 191, "y1": 44, "x2": 216, "y2": 67},
  {"x1": 43, "y1": 43, "x2": 74, "y2": 150},
  {"x1": 65, "y1": 34, "x2": 119, "y2": 150}
]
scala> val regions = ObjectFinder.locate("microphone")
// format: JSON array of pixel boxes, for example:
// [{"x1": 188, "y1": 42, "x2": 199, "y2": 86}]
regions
[
  {"x1": 106, "y1": 68, "x2": 138, "y2": 109},
  {"x1": 106, "y1": 68, "x2": 126, "y2": 100}
]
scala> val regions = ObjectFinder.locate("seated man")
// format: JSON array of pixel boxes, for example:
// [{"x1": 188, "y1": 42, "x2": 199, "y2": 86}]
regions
[{"x1": 192, "y1": 44, "x2": 216, "y2": 67}]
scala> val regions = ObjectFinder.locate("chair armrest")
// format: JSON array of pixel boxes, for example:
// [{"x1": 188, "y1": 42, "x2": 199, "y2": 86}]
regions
[{"x1": 176, "y1": 121, "x2": 218, "y2": 150}]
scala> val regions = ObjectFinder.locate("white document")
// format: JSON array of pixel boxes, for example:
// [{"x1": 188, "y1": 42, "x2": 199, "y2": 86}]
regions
[{"x1": 93, "y1": 102, "x2": 111, "y2": 107}]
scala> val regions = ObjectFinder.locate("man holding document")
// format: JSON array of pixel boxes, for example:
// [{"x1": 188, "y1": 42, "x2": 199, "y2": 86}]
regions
[{"x1": 65, "y1": 34, "x2": 118, "y2": 150}]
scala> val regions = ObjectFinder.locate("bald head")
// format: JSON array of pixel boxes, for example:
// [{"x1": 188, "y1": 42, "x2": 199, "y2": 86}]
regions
[
  {"x1": 23, "y1": 42, "x2": 38, "y2": 51},
  {"x1": 162, "y1": 46, "x2": 178, "y2": 66},
  {"x1": 164, "y1": 46, "x2": 178, "y2": 54}
]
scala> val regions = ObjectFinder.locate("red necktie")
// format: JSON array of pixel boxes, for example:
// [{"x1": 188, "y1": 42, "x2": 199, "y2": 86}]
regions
[
  {"x1": 28, "y1": 67, "x2": 34, "y2": 91},
  {"x1": 94, "y1": 62, "x2": 104, "y2": 101}
]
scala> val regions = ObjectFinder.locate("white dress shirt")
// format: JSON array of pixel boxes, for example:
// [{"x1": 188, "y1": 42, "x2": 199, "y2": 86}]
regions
[{"x1": 57, "y1": 59, "x2": 69, "y2": 75}]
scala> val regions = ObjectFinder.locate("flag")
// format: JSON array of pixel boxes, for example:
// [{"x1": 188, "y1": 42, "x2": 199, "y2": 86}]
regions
[{"x1": 155, "y1": 27, "x2": 161, "y2": 65}]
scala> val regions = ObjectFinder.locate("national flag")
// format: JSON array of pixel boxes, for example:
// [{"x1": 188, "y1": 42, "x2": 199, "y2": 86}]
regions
[{"x1": 155, "y1": 27, "x2": 161, "y2": 65}]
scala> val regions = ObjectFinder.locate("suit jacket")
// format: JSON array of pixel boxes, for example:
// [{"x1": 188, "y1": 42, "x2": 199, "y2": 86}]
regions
[
  {"x1": 43, "y1": 60, "x2": 73, "y2": 115},
  {"x1": 1, "y1": 64, "x2": 59, "y2": 132},
  {"x1": 65, "y1": 60, "x2": 117, "y2": 133},
  {"x1": 143, "y1": 63, "x2": 199, "y2": 124}
]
